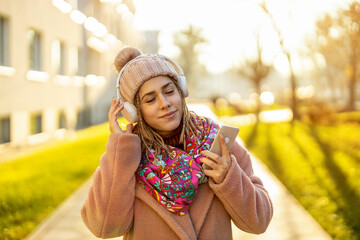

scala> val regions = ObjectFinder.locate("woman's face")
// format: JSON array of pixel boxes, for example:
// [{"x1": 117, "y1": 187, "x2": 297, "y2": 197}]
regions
[{"x1": 138, "y1": 75, "x2": 183, "y2": 135}]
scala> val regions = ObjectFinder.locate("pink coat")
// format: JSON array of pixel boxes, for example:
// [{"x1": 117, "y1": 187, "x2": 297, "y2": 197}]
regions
[{"x1": 81, "y1": 133, "x2": 273, "y2": 239}]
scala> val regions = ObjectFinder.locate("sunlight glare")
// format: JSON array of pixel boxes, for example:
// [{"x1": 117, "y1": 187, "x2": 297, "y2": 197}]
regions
[
  {"x1": 260, "y1": 91, "x2": 274, "y2": 105},
  {"x1": 259, "y1": 109, "x2": 293, "y2": 123},
  {"x1": 133, "y1": 0, "x2": 354, "y2": 73}
]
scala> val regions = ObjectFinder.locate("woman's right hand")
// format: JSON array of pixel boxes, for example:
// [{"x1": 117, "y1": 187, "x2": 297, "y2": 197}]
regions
[{"x1": 108, "y1": 97, "x2": 133, "y2": 134}]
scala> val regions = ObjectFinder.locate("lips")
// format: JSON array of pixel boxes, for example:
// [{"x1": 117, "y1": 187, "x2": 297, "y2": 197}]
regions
[{"x1": 160, "y1": 110, "x2": 177, "y2": 119}]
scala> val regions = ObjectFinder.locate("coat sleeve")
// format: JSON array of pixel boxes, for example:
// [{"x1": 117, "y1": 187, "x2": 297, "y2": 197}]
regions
[
  {"x1": 81, "y1": 133, "x2": 142, "y2": 238},
  {"x1": 208, "y1": 141, "x2": 273, "y2": 234}
]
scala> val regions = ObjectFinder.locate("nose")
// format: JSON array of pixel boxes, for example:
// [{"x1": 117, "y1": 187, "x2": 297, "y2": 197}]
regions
[{"x1": 158, "y1": 94, "x2": 171, "y2": 109}]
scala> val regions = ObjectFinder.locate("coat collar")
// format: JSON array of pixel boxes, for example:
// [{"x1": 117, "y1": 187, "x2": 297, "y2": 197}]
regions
[{"x1": 135, "y1": 182, "x2": 214, "y2": 239}]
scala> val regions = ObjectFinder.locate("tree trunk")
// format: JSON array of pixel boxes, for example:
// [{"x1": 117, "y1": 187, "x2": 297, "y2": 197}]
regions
[
  {"x1": 287, "y1": 53, "x2": 297, "y2": 122},
  {"x1": 347, "y1": 25, "x2": 360, "y2": 111},
  {"x1": 348, "y1": 60, "x2": 357, "y2": 111},
  {"x1": 327, "y1": 72, "x2": 338, "y2": 103},
  {"x1": 255, "y1": 80, "x2": 261, "y2": 123}
]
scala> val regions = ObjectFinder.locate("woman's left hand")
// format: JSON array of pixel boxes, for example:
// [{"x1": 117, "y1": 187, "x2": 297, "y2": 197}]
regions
[{"x1": 200, "y1": 134, "x2": 231, "y2": 184}]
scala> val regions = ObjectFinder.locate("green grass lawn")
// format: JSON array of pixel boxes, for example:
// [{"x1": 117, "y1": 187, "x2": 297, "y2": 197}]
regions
[
  {"x1": 0, "y1": 119, "x2": 127, "y2": 240},
  {"x1": 237, "y1": 121, "x2": 360, "y2": 240}
]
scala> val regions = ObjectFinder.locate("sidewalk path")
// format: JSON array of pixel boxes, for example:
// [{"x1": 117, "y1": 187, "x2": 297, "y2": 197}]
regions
[{"x1": 25, "y1": 104, "x2": 332, "y2": 240}]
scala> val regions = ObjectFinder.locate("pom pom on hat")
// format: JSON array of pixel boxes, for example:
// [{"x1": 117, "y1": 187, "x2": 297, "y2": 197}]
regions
[
  {"x1": 115, "y1": 46, "x2": 180, "y2": 105},
  {"x1": 114, "y1": 47, "x2": 142, "y2": 73}
]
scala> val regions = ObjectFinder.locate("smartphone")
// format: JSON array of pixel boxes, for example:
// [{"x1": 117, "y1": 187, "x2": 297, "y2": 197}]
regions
[
  {"x1": 203, "y1": 125, "x2": 239, "y2": 169},
  {"x1": 210, "y1": 125, "x2": 239, "y2": 155}
]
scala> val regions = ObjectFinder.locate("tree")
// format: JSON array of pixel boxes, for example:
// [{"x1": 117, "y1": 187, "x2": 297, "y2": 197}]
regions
[
  {"x1": 173, "y1": 25, "x2": 208, "y2": 90},
  {"x1": 237, "y1": 33, "x2": 272, "y2": 121},
  {"x1": 310, "y1": 1, "x2": 360, "y2": 111},
  {"x1": 259, "y1": 1, "x2": 299, "y2": 121},
  {"x1": 308, "y1": 14, "x2": 347, "y2": 103},
  {"x1": 341, "y1": 1, "x2": 360, "y2": 110}
]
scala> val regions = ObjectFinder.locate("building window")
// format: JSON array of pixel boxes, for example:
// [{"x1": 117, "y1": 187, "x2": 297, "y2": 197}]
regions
[
  {"x1": 30, "y1": 113, "x2": 42, "y2": 134},
  {"x1": 78, "y1": 47, "x2": 85, "y2": 76},
  {"x1": 76, "y1": 109, "x2": 86, "y2": 130},
  {"x1": 66, "y1": 0, "x2": 78, "y2": 9},
  {"x1": 0, "y1": 16, "x2": 9, "y2": 66},
  {"x1": 68, "y1": 46, "x2": 79, "y2": 75},
  {"x1": 27, "y1": 29, "x2": 42, "y2": 71},
  {"x1": 51, "y1": 40, "x2": 65, "y2": 75},
  {"x1": 76, "y1": 0, "x2": 86, "y2": 12},
  {"x1": 0, "y1": 116, "x2": 10, "y2": 144},
  {"x1": 59, "y1": 111, "x2": 67, "y2": 129}
]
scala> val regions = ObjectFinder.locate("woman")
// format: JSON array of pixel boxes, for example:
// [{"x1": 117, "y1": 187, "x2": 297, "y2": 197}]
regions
[{"x1": 81, "y1": 47, "x2": 273, "y2": 239}]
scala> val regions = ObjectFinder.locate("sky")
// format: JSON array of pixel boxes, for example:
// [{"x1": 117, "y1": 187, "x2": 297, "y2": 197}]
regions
[{"x1": 132, "y1": 0, "x2": 354, "y2": 74}]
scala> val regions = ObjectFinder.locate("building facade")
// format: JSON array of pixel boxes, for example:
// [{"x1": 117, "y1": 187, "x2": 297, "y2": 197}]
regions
[{"x1": 0, "y1": 0, "x2": 149, "y2": 149}]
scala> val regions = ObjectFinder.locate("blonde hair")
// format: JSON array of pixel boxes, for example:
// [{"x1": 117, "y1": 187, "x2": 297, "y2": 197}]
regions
[{"x1": 133, "y1": 79, "x2": 198, "y2": 158}]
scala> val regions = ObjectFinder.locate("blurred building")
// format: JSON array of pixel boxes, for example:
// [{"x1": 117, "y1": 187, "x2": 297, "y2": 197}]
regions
[{"x1": 0, "y1": 0, "x2": 156, "y2": 149}]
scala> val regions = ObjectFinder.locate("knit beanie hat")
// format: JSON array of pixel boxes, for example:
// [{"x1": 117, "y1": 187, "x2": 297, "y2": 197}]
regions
[{"x1": 114, "y1": 47, "x2": 180, "y2": 105}]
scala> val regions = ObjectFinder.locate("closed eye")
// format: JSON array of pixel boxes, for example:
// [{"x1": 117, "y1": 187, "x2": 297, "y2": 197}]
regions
[{"x1": 146, "y1": 98, "x2": 155, "y2": 103}]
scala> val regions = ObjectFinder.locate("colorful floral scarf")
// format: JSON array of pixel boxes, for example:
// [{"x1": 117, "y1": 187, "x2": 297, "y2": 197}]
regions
[{"x1": 136, "y1": 115, "x2": 219, "y2": 215}]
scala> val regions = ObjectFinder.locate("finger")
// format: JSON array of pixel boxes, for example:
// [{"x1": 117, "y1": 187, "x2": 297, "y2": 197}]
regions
[
  {"x1": 203, "y1": 169, "x2": 212, "y2": 176},
  {"x1": 113, "y1": 110, "x2": 121, "y2": 121},
  {"x1": 203, "y1": 168, "x2": 219, "y2": 180},
  {"x1": 111, "y1": 97, "x2": 118, "y2": 104},
  {"x1": 110, "y1": 98, "x2": 114, "y2": 110},
  {"x1": 109, "y1": 106, "x2": 123, "y2": 125},
  {"x1": 201, "y1": 151, "x2": 222, "y2": 164},
  {"x1": 126, "y1": 123, "x2": 133, "y2": 133},
  {"x1": 110, "y1": 98, "x2": 118, "y2": 112},
  {"x1": 219, "y1": 134, "x2": 230, "y2": 157},
  {"x1": 111, "y1": 102, "x2": 123, "y2": 117},
  {"x1": 114, "y1": 98, "x2": 121, "y2": 108},
  {"x1": 200, "y1": 157, "x2": 218, "y2": 170},
  {"x1": 114, "y1": 104, "x2": 124, "y2": 115}
]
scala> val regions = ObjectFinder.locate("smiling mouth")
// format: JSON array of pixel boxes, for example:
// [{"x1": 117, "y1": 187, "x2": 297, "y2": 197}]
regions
[{"x1": 160, "y1": 110, "x2": 177, "y2": 119}]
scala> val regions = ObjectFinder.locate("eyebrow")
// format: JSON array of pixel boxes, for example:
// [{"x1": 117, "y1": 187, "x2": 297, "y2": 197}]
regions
[{"x1": 141, "y1": 82, "x2": 174, "y2": 101}]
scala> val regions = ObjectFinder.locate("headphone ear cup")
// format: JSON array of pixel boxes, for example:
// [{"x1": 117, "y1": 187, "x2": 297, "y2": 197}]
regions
[
  {"x1": 121, "y1": 102, "x2": 138, "y2": 123},
  {"x1": 178, "y1": 76, "x2": 189, "y2": 97}
]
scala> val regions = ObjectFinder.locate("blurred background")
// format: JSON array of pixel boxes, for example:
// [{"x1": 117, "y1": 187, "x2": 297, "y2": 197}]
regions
[{"x1": 0, "y1": 0, "x2": 359, "y2": 239}]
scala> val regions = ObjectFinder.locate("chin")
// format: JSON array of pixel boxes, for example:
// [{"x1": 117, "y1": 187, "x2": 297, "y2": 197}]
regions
[
  {"x1": 157, "y1": 118, "x2": 182, "y2": 134},
  {"x1": 164, "y1": 122, "x2": 181, "y2": 131}
]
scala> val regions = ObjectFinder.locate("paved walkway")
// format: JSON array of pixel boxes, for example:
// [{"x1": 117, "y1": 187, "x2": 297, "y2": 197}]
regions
[{"x1": 24, "y1": 105, "x2": 332, "y2": 240}]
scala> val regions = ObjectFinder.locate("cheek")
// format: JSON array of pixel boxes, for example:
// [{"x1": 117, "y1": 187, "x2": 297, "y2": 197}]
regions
[
  {"x1": 172, "y1": 91, "x2": 183, "y2": 107},
  {"x1": 139, "y1": 105, "x2": 149, "y2": 121},
  {"x1": 175, "y1": 96, "x2": 183, "y2": 112},
  {"x1": 140, "y1": 104, "x2": 155, "y2": 123}
]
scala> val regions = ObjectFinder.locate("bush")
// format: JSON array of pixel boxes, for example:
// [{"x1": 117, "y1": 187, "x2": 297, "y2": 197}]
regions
[
  {"x1": 335, "y1": 111, "x2": 360, "y2": 123},
  {"x1": 237, "y1": 121, "x2": 360, "y2": 240},
  {"x1": 298, "y1": 100, "x2": 337, "y2": 125}
]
